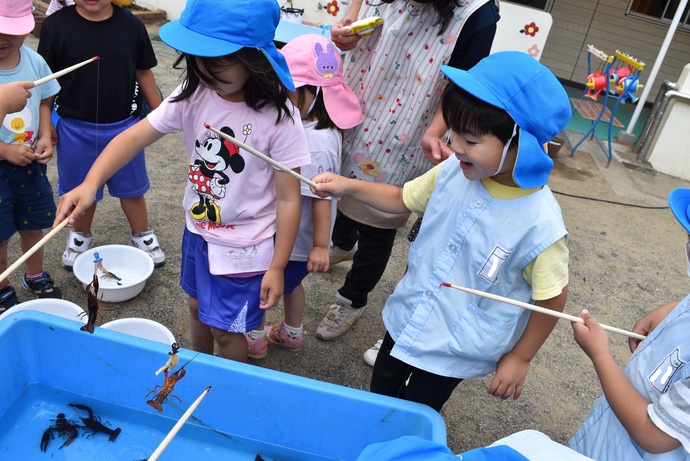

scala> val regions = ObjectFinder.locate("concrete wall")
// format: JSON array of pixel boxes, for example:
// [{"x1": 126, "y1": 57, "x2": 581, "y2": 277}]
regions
[{"x1": 647, "y1": 64, "x2": 690, "y2": 180}]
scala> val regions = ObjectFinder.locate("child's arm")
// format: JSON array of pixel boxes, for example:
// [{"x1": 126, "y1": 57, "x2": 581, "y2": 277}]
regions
[
  {"x1": 260, "y1": 170, "x2": 302, "y2": 309},
  {"x1": 136, "y1": 69, "x2": 161, "y2": 112},
  {"x1": 573, "y1": 309, "x2": 683, "y2": 454},
  {"x1": 629, "y1": 300, "x2": 680, "y2": 352},
  {"x1": 312, "y1": 172, "x2": 410, "y2": 214},
  {"x1": 307, "y1": 198, "x2": 332, "y2": 272},
  {"x1": 0, "y1": 81, "x2": 33, "y2": 118},
  {"x1": 33, "y1": 97, "x2": 56, "y2": 164},
  {"x1": 54, "y1": 119, "x2": 165, "y2": 227},
  {"x1": 488, "y1": 286, "x2": 568, "y2": 400}
]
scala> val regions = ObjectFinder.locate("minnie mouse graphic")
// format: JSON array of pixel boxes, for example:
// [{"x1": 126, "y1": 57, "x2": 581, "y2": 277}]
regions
[{"x1": 188, "y1": 126, "x2": 245, "y2": 223}]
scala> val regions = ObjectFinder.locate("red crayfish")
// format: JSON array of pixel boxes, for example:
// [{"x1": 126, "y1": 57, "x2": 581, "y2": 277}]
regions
[
  {"x1": 146, "y1": 364, "x2": 187, "y2": 413},
  {"x1": 80, "y1": 274, "x2": 99, "y2": 334}
]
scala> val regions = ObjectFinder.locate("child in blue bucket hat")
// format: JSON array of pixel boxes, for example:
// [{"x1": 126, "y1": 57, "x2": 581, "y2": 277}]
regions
[
  {"x1": 312, "y1": 51, "x2": 572, "y2": 411},
  {"x1": 569, "y1": 187, "x2": 690, "y2": 460},
  {"x1": 54, "y1": 0, "x2": 311, "y2": 362}
]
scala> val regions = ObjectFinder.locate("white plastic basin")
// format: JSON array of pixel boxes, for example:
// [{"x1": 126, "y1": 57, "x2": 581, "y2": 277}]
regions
[
  {"x1": 72, "y1": 245, "x2": 154, "y2": 303},
  {"x1": 101, "y1": 317, "x2": 175, "y2": 345}
]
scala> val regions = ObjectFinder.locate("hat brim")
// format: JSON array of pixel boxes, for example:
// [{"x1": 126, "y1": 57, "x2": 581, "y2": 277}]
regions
[
  {"x1": 0, "y1": 16, "x2": 34, "y2": 36},
  {"x1": 513, "y1": 130, "x2": 554, "y2": 188},
  {"x1": 441, "y1": 66, "x2": 504, "y2": 112},
  {"x1": 160, "y1": 21, "x2": 243, "y2": 57},
  {"x1": 323, "y1": 85, "x2": 363, "y2": 130},
  {"x1": 160, "y1": 21, "x2": 294, "y2": 92},
  {"x1": 669, "y1": 188, "x2": 690, "y2": 233}
]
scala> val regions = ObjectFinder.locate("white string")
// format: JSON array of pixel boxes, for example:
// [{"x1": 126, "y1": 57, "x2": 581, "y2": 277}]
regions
[
  {"x1": 306, "y1": 86, "x2": 320, "y2": 118},
  {"x1": 493, "y1": 123, "x2": 517, "y2": 176}
]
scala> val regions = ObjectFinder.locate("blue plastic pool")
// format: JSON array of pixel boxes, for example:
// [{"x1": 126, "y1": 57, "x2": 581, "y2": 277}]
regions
[{"x1": 0, "y1": 311, "x2": 446, "y2": 460}]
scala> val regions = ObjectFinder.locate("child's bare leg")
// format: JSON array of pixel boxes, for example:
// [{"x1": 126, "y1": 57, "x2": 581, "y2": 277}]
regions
[
  {"x1": 213, "y1": 329, "x2": 248, "y2": 362},
  {"x1": 120, "y1": 196, "x2": 148, "y2": 235},
  {"x1": 72, "y1": 203, "x2": 97, "y2": 235},
  {"x1": 188, "y1": 297, "x2": 214, "y2": 354},
  {"x1": 17, "y1": 229, "x2": 45, "y2": 275},
  {"x1": 283, "y1": 284, "x2": 305, "y2": 328}
]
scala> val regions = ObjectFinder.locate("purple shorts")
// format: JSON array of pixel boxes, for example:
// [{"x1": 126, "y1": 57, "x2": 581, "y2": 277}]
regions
[
  {"x1": 180, "y1": 229, "x2": 264, "y2": 332},
  {"x1": 56, "y1": 115, "x2": 149, "y2": 199},
  {"x1": 284, "y1": 260, "x2": 309, "y2": 294}
]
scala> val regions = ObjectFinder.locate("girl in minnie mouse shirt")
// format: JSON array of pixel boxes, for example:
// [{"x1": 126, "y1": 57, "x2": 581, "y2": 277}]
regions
[{"x1": 53, "y1": 0, "x2": 310, "y2": 362}]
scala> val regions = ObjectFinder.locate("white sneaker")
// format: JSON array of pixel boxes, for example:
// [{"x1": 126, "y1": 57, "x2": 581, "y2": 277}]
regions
[
  {"x1": 363, "y1": 339, "x2": 383, "y2": 367},
  {"x1": 131, "y1": 230, "x2": 166, "y2": 267},
  {"x1": 328, "y1": 242, "x2": 357, "y2": 266},
  {"x1": 315, "y1": 293, "x2": 365, "y2": 340},
  {"x1": 62, "y1": 230, "x2": 93, "y2": 270}
]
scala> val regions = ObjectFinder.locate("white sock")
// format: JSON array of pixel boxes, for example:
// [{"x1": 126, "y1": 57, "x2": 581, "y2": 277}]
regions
[
  {"x1": 282, "y1": 323, "x2": 303, "y2": 337},
  {"x1": 248, "y1": 328, "x2": 264, "y2": 339}
]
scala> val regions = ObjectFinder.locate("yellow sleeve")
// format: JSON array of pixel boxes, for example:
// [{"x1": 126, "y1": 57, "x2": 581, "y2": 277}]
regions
[
  {"x1": 522, "y1": 236, "x2": 569, "y2": 300},
  {"x1": 402, "y1": 162, "x2": 443, "y2": 214}
]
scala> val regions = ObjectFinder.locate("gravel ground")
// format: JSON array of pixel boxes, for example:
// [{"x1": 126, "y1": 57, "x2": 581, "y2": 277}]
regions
[{"x1": 15, "y1": 28, "x2": 690, "y2": 454}]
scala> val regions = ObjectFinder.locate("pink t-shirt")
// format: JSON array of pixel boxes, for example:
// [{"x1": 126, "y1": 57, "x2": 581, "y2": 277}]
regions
[{"x1": 148, "y1": 84, "x2": 310, "y2": 247}]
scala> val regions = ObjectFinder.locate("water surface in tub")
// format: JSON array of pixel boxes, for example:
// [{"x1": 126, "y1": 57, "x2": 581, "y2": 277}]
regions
[{"x1": 1, "y1": 383, "x2": 330, "y2": 461}]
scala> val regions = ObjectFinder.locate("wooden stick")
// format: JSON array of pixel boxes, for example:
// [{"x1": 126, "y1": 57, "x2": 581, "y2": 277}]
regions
[
  {"x1": 148, "y1": 386, "x2": 211, "y2": 461},
  {"x1": 33, "y1": 56, "x2": 99, "y2": 87},
  {"x1": 204, "y1": 123, "x2": 318, "y2": 189},
  {"x1": 440, "y1": 282, "x2": 646, "y2": 341},
  {"x1": 0, "y1": 218, "x2": 69, "y2": 284}
]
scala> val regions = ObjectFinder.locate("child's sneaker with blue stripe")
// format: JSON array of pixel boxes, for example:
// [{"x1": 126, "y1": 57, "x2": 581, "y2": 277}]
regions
[{"x1": 22, "y1": 272, "x2": 62, "y2": 299}]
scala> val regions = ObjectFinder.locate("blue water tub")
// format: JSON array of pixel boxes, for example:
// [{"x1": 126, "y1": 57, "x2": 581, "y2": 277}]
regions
[{"x1": 0, "y1": 311, "x2": 445, "y2": 460}]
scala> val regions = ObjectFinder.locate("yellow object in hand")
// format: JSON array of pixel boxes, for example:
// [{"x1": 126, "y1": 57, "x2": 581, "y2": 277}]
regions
[{"x1": 345, "y1": 17, "x2": 384, "y2": 37}]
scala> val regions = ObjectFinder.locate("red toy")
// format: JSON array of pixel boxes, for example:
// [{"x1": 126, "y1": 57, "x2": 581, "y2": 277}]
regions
[{"x1": 585, "y1": 71, "x2": 608, "y2": 100}]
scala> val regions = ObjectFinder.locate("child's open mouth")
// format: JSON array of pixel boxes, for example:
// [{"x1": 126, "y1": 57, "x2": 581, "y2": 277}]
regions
[{"x1": 460, "y1": 160, "x2": 472, "y2": 171}]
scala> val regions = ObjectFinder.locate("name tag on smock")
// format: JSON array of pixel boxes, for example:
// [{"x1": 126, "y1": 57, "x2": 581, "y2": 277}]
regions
[{"x1": 207, "y1": 238, "x2": 274, "y2": 276}]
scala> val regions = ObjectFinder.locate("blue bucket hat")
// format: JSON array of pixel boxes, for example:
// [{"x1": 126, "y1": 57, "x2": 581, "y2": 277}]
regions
[
  {"x1": 159, "y1": 0, "x2": 295, "y2": 91},
  {"x1": 669, "y1": 188, "x2": 690, "y2": 233},
  {"x1": 441, "y1": 51, "x2": 571, "y2": 188}
]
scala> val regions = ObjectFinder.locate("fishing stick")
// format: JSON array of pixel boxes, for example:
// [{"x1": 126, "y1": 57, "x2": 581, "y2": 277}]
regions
[
  {"x1": 204, "y1": 123, "x2": 318, "y2": 189},
  {"x1": 148, "y1": 386, "x2": 211, "y2": 461},
  {"x1": 0, "y1": 218, "x2": 69, "y2": 284},
  {"x1": 440, "y1": 282, "x2": 646, "y2": 341},
  {"x1": 33, "y1": 56, "x2": 99, "y2": 87}
]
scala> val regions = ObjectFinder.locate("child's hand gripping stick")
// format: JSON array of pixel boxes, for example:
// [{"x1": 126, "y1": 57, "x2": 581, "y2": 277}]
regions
[{"x1": 344, "y1": 17, "x2": 383, "y2": 37}]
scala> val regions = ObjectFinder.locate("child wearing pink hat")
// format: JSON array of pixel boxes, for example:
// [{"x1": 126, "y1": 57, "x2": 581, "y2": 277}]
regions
[{"x1": 246, "y1": 34, "x2": 363, "y2": 358}]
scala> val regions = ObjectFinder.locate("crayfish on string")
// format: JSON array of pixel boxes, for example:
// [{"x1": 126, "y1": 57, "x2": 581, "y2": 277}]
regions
[
  {"x1": 146, "y1": 353, "x2": 198, "y2": 413},
  {"x1": 80, "y1": 273, "x2": 101, "y2": 333}
]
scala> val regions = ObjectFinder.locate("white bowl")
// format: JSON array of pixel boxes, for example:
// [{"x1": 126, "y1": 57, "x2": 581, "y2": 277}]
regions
[
  {"x1": 101, "y1": 318, "x2": 176, "y2": 344},
  {"x1": 73, "y1": 245, "x2": 154, "y2": 303}
]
